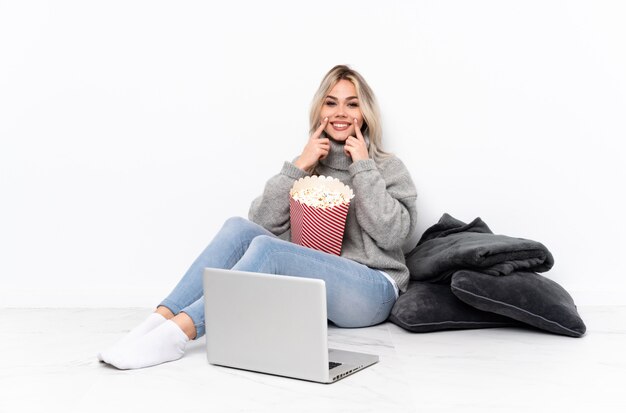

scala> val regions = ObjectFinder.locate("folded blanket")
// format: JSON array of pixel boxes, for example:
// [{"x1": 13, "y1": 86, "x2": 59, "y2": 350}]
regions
[{"x1": 405, "y1": 213, "x2": 554, "y2": 283}]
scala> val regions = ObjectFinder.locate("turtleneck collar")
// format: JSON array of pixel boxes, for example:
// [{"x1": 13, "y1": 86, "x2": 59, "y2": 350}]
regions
[{"x1": 319, "y1": 138, "x2": 353, "y2": 171}]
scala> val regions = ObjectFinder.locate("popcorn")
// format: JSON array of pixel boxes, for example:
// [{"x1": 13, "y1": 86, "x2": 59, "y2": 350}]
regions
[
  {"x1": 289, "y1": 187, "x2": 350, "y2": 209},
  {"x1": 289, "y1": 175, "x2": 354, "y2": 255}
]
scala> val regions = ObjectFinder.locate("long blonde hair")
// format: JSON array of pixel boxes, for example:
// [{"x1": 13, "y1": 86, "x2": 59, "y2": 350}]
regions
[{"x1": 309, "y1": 65, "x2": 390, "y2": 162}]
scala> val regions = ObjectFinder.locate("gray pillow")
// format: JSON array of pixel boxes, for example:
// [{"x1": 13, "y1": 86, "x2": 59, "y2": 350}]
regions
[
  {"x1": 388, "y1": 281, "x2": 517, "y2": 333},
  {"x1": 451, "y1": 270, "x2": 586, "y2": 337}
]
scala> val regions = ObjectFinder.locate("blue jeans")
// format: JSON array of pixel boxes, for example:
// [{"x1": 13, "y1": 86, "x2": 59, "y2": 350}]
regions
[{"x1": 159, "y1": 217, "x2": 397, "y2": 338}]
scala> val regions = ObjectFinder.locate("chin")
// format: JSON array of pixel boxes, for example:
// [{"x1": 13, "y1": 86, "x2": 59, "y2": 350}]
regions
[{"x1": 325, "y1": 129, "x2": 353, "y2": 142}]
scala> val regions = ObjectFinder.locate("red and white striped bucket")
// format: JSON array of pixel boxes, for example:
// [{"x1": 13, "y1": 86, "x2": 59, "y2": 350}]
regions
[{"x1": 289, "y1": 176, "x2": 353, "y2": 256}]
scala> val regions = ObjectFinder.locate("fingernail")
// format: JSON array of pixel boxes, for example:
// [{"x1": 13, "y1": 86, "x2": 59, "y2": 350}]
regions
[{"x1": 324, "y1": 117, "x2": 328, "y2": 121}]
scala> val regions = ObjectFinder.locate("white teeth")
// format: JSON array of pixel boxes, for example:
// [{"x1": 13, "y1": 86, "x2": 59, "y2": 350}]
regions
[{"x1": 333, "y1": 123, "x2": 348, "y2": 128}]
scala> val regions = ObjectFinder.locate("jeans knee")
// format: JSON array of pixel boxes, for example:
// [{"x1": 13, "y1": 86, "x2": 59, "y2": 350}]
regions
[
  {"x1": 233, "y1": 235, "x2": 282, "y2": 272},
  {"x1": 222, "y1": 216, "x2": 249, "y2": 231},
  {"x1": 247, "y1": 235, "x2": 279, "y2": 254},
  {"x1": 218, "y1": 217, "x2": 263, "y2": 243}
]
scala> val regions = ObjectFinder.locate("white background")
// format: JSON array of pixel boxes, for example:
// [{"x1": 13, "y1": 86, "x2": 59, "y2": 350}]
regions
[{"x1": 1, "y1": 0, "x2": 624, "y2": 307}]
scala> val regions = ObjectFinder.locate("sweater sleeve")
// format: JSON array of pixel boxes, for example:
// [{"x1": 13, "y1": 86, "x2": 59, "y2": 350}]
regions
[
  {"x1": 348, "y1": 157, "x2": 418, "y2": 251},
  {"x1": 248, "y1": 161, "x2": 310, "y2": 236}
]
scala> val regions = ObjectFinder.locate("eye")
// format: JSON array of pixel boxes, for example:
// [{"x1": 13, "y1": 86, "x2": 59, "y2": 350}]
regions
[
  {"x1": 325, "y1": 100, "x2": 336, "y2": 106},
  {"x1": 348, "y1": 102, "x2": 359, "y2": 108}
]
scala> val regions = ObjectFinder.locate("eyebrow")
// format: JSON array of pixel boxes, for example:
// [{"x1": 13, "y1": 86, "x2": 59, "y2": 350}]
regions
[{"x1": 326, "y1": 95, "x2": 359, "y2": 100}]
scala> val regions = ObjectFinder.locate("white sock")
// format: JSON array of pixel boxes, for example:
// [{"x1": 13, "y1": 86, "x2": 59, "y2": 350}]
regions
[
  {"x1": 102, "y1": 320, "x2": 190, "y2": 369},
  {"x1": 97, "y1": 312, "x2": 166, "y2": 361}
]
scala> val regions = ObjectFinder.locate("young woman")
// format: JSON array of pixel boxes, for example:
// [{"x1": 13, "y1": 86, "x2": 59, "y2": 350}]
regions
[{"x1": 98, "y1": 65, "x2": 418, "y2": 369}]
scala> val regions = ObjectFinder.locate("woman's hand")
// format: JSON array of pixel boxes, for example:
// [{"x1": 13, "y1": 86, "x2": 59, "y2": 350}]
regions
[
  {"x1": 344, "y1": 118, "x2": 369, "y2": 162},
  {"x1": 294, "y1": 117, "x2": 330, "y2": 171}
]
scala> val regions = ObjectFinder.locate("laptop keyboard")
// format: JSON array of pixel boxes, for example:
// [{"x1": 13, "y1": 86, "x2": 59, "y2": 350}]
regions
[{"x1": 329, "y1": 361, "x2": 342, "y2": 370}]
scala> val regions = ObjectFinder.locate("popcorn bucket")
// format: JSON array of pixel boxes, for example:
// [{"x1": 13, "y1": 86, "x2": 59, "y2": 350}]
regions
[{"x1": 289, "y1": 176, "x2": 354, "y2": 256}]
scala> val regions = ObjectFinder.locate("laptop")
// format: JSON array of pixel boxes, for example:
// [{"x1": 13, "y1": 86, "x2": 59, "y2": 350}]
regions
[{"x1": 202, "y1": 268, "x2": 379, "y2": 383}]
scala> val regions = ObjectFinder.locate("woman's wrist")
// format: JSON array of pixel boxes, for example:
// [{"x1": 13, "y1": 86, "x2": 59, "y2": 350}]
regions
[{"x1": 293, "y1": 157, "x2": 309, "y2": 171}]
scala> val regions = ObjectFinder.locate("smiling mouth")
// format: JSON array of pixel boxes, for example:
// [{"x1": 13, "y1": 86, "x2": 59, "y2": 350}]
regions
[{"x1": 331, "y1": 122, "x2": 350, "y2": 131}]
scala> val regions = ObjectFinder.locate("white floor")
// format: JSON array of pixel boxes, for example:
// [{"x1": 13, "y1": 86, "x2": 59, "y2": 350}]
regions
[{"x1": 1, "y1": 307, "x2": 625, "y2": 413}]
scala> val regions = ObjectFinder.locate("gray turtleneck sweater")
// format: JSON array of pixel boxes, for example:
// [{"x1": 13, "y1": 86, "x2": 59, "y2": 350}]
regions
[{"x1": 248, "y1": 139, "x2": 418, "y2": 293}]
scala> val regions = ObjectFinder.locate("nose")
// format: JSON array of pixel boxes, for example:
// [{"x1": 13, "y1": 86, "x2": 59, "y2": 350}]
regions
[{"x1": 335, "y1": 104, "x2": 347, "y2": 118}]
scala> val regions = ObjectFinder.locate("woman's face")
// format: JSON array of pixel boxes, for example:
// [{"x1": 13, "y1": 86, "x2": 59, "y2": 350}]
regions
[{"x1": 320, "y1": 79, "x2": 364, "y2": 142}]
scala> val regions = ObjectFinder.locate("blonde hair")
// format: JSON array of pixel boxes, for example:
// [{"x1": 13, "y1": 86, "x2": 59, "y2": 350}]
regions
[{"x1": 309, "y1": 65, "x2": 390, "y2": 162}]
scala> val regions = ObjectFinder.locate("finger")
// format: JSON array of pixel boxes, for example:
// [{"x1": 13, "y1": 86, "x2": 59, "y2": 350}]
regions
[
  {"x1": 318, "y1": 141, "x2": 330, "y2": 150},
  {"x1": 353, "y1": 118, "x2": 365, "y2": 141},
  {"x1": 312, "y1": 117, "x2": 329, "y2": 140},
  {"x1": 344, "y1": 142, "x2": 353, "y2": 156},
  {"x1": 319, "y1": 141, "x2": 330, "y2": 150}
]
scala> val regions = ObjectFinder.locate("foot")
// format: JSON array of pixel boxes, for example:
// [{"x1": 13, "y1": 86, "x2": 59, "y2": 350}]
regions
[
  {"x1": 97, "y1": 312, "x2": 167, "y2": 361},
  {"x1": 101, "y1": 320, "x2": 190, "y2": 369}
]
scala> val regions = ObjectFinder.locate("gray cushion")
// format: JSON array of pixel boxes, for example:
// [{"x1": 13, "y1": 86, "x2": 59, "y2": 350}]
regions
[
  {"x1": 388, "y1": 281, "x2": 517, "y2": 333},
  {"x1": 451, "y1": 270, "x2": 586, "y2": 337},
  {"x1": 405, "y1": 214, "x2": 554, "y2": 283}
]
